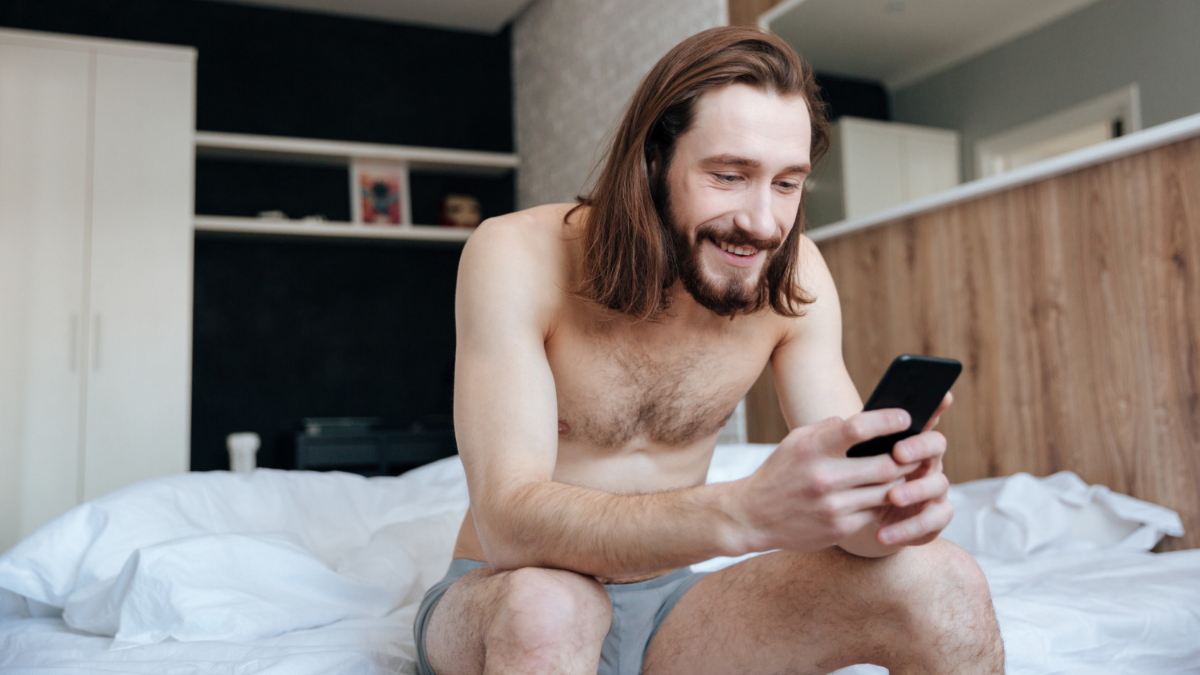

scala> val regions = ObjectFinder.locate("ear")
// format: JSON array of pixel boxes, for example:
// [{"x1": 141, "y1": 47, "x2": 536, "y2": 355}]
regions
[
  {"x1": 646, "y1": 148, "x2": 669, "y2": 207},
  {"x1": 645, "y1": 145, "x2": 661, "y2": 181}
]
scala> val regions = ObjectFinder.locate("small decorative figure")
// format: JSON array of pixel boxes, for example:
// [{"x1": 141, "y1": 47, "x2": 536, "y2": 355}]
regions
[{"x1": 438, "y1": 193, "x2": 483, "y2": 228}]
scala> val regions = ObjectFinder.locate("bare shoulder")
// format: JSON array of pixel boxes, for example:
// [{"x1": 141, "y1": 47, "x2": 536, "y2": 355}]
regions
[
  {"x1": 774, "y1": 233, "x2": 841, "y2": 345},
  {"x1": 457, "y1": 203, "x2": 581, "y2": 334},
  {"x1": 465, "y1": 203, "x2": 581, "y2": 267},
  {"x1": 796, "y1": 233, "x2": 836, "y2": 295},
  {"x1": 472, "y1": 201, "x2": 576, "y2": 240}
]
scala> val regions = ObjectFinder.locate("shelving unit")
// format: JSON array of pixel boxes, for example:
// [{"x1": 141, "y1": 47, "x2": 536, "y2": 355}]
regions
[
  {"x1": 193, "y1": 215, "x2": 474, "y2": 242},
  {"x1": 193, "y1": 132, "x2": 518, "y2": 241},
  {"x1": 195, "y1": 131, "x2": 519, "y2": 175}
]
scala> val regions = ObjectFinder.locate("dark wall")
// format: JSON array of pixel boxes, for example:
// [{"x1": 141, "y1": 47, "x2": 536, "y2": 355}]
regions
[
  {"x1": 1, "y1": 0, "x2": 512, "y2": 470},
  {"x1": 0, "y1": 0, "x2": 513, "y2": 150},
  {"x1": 191, "y1": 235, "x2": 461, "y2": 471},
  {"x1": 815, "y1": 74, "x2": 890, "y2": 121}
]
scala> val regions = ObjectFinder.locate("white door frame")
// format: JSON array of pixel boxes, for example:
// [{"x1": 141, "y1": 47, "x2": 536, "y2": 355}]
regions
[{"x1": 976, "y1": 83, "x2": 1142, "y2": 179}]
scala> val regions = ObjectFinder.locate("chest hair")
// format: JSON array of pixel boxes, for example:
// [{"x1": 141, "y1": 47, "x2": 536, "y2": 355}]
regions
[{"x1": 560, "y1": 338, "x2": 742, "y2": 448}]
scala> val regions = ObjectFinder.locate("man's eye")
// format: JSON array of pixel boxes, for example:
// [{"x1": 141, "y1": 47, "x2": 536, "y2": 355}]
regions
[
  {"x1": 713, "y1": 173, "x2": 741, "y2": 183},
  {"x1": 777, "y1": 181, "x2": 801, "y2": 191}
]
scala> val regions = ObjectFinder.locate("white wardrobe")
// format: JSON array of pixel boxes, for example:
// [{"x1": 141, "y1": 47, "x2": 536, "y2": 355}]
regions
[
  {"x1": 805, "y1": 117, "x2": 961, "y2": 229},
  {"x1": 0, "y1": 29, "x2": 195, "y2": 552}
]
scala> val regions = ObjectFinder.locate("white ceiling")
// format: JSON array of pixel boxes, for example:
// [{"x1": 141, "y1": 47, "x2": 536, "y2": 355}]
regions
[
  {"x1": 197, "y1": 0, "x2": 533, "y2": 34},
  {"x1": 764, "y1": 0, "x2": 1105, "y2": 90}
]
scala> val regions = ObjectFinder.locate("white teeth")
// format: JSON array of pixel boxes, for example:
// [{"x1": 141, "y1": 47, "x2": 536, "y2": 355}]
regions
[{"x1": 718, "y1": 240, "x2": 756, "y2": 257}]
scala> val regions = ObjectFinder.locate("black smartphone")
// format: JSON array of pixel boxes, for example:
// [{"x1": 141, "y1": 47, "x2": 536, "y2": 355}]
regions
[{"x1": 845, "y1": 355, "x2": 962, "y2": 458}]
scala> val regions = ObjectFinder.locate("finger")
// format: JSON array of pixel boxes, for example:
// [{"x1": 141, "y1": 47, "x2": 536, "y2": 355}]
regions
[
  {"x1": 877, "y1": 498, "x2": 954, "y2": 546},
  {"x1": 923, "y1": 392, "x2": 953, "y2": 432},
  {"x1": 815, "y1": 454, "x2": 914, "y2": 494},
  {"x1": 784, "y1": 415, "x2": 843, "y2": 447},
  {"x1": 891, "y1": 431, "x2": 946, "y2": 465},
  {"x1": 810, "y1": 415, "x2": 847, "y2": 437},
  {"x1": 816, "y1": 408, "x2": 911, "y2": 455},
  {"x1": 899, "y1": 458, "x2": 933, "y2": 481},
  {"x1": 888, "y1": 472, "x2": 950, "y2": 508},
  {"x1": 834, "y1": 508, "x2": 881, "y2": 542},
  {"x1": 822, "y1": 481, "x2": 896, "y2": 514},
  {"x1": 908, "y1": 531, "x2": 941, "y2": 546},
  {"x1": 805, "y1": 416, "x2": 846, "y2": 433}
]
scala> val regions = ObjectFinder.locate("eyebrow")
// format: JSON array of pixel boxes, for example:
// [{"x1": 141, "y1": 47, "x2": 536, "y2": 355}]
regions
[{"x1": 700, "y1": 154, "x2": 811, "y2": 174}]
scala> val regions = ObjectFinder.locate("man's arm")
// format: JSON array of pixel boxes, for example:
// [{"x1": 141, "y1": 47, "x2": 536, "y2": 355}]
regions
[
  {"x1": 771, "y1": 235, "x2": 954, "y2": 558},
  {"x1": 454, "y1": 215, "x2": 913, "y2": 580}
]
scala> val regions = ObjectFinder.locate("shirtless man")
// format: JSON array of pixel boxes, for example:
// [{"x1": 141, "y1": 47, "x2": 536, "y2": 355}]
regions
[{"x1": 414, "y1": 26, "x2": 1004, "y2": 675}]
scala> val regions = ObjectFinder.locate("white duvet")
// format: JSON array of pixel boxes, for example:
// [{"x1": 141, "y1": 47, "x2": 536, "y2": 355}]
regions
[{"x1": 1, "y1": 444, "x2": 1197, "y2": 674}]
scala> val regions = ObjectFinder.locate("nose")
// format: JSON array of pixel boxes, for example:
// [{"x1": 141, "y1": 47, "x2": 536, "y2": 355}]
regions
[{"x1": 731, "y1": 183, "x2": 777, "y2": 241}]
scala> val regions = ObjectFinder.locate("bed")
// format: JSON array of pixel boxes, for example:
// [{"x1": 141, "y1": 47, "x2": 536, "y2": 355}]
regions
[{"x1": 2, "y1": 444, "x2": 1198, "y2": 674}]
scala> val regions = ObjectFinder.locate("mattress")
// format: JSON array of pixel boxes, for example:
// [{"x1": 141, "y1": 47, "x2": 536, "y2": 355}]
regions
[{"x1": 1, "y1": 444, "x2": 1197, "y2": 674}]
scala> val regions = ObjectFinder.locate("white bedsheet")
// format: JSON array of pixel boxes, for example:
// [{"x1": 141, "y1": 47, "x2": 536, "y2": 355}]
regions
[{"x1": 1, "y1": 444, "x2": 1197, "y2": 674}]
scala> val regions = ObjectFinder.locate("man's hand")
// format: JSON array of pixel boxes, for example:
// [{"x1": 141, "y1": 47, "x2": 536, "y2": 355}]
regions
[
  {"x1": 875, "y1": 392, "x2": 954, "y2": 547},
  {"x1": 733, "y1": 393, "x2": 955, "y2": 556},
  {"x1": 733, "y1": 408, "x2": 920, "y2": 554}
]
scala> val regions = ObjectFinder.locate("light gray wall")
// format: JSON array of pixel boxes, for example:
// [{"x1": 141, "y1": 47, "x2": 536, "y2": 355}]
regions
[
  {"x1": 512, "y1": 0, "x2": 727, "y2": 210},
  {"x1": 892, "y1": 0, "x2": 1200, "y2": 181}
]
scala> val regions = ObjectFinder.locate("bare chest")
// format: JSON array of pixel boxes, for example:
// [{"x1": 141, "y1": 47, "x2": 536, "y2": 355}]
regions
[{"x1": 545, "y1": 318, "x2": 774, "y2": 449}]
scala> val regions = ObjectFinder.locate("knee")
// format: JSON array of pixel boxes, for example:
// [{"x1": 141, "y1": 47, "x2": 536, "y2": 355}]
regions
[
  {"x1": 489, "y1": 567, "x2": 612, "y2": 654},
  {"x1": 896, "y1": 539, "x2": 1003, "y2": 660},
  {"x1": 909, "y1": 538, "x2": 994, "y2": 609}
]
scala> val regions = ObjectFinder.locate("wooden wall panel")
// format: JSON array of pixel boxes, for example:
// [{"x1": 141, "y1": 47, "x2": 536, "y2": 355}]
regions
[
  {"x1": 748, "y1": 136, "x2": 1200, "y2": 550},
  {"x1": 745, "y1": 365, "x2": 789, "y2": 444}
]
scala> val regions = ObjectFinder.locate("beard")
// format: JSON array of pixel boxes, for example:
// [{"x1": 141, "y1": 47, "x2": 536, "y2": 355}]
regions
[{"x1": 658, "y1": 184, "x2": 784, "y2": 317}]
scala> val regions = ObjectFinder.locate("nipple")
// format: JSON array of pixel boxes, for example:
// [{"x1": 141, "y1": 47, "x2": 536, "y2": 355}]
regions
[{"x1": 558, "y1": 419, "x2": 571, "y2": 435}]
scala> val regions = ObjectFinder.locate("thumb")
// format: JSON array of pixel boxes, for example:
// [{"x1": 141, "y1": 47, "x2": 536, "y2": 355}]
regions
[{"x1": 778, "y1": 416, "x2": 843, "y2": 455}]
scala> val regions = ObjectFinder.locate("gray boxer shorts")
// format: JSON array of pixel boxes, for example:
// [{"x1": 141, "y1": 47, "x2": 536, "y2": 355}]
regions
[{"x1": 413, "y1": 559, "x2": 708, "y2": 675}]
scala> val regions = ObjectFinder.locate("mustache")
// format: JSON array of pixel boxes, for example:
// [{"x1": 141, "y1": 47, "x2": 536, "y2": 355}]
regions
[{"x1": 694, "y1": 223, "x2": 782, "y2": 252}]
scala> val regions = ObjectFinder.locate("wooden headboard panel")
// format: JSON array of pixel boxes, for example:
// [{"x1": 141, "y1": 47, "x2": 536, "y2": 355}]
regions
[{"x1": 748, "y1": 134, "x2": 1200, "y2": 550}]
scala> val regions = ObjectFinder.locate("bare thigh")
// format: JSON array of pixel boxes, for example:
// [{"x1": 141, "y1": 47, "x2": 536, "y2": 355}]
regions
[
  {"x1": 642, "y1": 539, "x2": 1002, "y2": 675},
  {"x1": 424, "y1": 564, "x2": 613, "y2": 675}
]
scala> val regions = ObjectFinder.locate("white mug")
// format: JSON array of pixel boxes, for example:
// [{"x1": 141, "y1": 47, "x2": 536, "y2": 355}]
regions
[{"x1": 226, "y1": 432, "x2": 261, "y2": 474}]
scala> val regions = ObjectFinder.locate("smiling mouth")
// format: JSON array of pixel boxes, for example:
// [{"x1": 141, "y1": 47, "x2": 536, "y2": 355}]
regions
[{"x1": 714, "y1": 239, "x2": 759, "y2": 257}]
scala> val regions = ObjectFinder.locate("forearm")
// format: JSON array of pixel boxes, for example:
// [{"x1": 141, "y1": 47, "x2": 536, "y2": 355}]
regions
[{"x1": 478, "y1": 478, "x2": 752, "y2": 581}]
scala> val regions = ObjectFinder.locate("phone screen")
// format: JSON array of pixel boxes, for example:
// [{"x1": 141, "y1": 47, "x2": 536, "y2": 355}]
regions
[{"x1": 846, "y1": 355, "x2": 962, "y2": 458}]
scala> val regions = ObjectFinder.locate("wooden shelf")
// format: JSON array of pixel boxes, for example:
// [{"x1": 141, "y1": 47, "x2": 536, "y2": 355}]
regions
[
  {"x1": 194, "y1": 215, "x2": 474, "y2": 242},
  {"x1": 195, "y1": 131, "x2": 518, "y2": 177}
]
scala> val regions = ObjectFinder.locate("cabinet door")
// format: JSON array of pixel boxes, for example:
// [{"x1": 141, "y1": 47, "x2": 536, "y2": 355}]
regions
[
  {"x1": 804, "y1": 125, "x2": 846, "y2": 229},
  {"x1": 83, "y1": 52, "x2": 194, "y2": 501},
  {"x1": 900, "y1": 128, "x2": 960, "y2": 202},
  {"x1": 0, "y1": 43, "x2": 90, "y2": 548},
  {"x1": 840, "y1": 121, "x2": 905, "y2": 220}
]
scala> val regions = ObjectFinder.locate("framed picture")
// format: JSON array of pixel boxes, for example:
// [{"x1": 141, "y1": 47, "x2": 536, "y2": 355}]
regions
[{"x1": 351, "y1": 161, "x2": 411, "y2": 226}]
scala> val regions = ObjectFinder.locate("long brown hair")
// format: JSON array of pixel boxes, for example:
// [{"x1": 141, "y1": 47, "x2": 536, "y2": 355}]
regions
[{"x1": 568, "y1": 26, "x2": 830, "y2": 321}]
